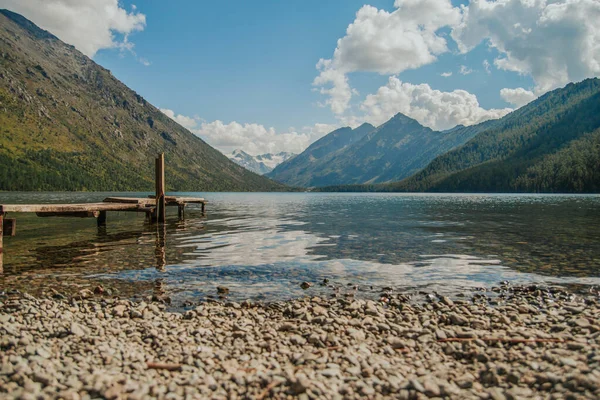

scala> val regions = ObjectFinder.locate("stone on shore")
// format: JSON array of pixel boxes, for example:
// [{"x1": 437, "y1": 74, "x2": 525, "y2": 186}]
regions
[{"x1": 0, "y1": 285, "x2": 598, "y2": 399}]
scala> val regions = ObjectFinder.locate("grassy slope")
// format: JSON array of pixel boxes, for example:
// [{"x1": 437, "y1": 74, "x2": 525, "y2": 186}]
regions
[{"x1": 0, "y1": 10, "x2": 286, "y2": 191}]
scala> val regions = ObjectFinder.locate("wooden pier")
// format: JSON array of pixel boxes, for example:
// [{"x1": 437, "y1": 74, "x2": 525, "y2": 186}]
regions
[{"x1": 0, "y1": 154, "x2": 207, "y2": 272}]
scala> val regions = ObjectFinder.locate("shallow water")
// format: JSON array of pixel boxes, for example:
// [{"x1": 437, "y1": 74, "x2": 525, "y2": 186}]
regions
[{"x1": 1, "y1": 192, "x2": 599, "y2": 303}]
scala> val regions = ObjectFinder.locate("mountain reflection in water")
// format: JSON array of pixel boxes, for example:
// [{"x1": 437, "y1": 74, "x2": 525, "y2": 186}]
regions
[{"x1": 1, "y1": 192, "x2": 599, "y2": 304}]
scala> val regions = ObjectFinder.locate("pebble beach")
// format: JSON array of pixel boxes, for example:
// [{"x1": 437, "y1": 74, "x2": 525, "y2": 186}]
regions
[{"x1": 1, "y1": 284, "x2": 599, "y2": 399}]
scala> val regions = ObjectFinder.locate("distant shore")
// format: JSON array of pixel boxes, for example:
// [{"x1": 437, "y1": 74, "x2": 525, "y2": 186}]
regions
[{"x1": 1, "y1": 284, "x2": 598, "y2": 399}]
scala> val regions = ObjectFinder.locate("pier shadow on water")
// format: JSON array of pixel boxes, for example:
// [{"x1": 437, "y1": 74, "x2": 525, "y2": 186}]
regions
[{"x1": 1, "y1": 192, "x2": 600, "y2": 305}]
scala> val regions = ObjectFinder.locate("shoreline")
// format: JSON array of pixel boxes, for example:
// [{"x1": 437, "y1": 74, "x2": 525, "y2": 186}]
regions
[{"x1": 1, "y1": 284, "x2": 599, "y2": 399}]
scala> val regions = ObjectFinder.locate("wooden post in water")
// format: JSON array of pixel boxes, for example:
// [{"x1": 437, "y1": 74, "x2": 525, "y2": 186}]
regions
[
  {"x1": 155, "y1": 153, "x2": 166, "y2": 223},
  {"x1": 0, "y1": 209, "x2": 4, "y2": 274},
  {"x1": 97, "y1": 211, "x2": 107, "y2": 227}
]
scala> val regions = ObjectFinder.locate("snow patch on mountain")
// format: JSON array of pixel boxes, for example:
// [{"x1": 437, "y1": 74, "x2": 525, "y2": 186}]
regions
[{"x1": 228, "y1": 150, "x2": 296, "y2": 175}]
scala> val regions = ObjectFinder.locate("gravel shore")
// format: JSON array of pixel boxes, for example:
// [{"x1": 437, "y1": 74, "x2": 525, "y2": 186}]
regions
[{"x1": 1, "y1": 284, "x2": 599, "y2": 399}]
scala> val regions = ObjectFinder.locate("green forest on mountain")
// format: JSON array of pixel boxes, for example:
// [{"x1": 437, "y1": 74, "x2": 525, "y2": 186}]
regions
[
  {"x1": 314, "y1": 79, "x2": 600, "y2": 193},
  {"x1": 0, "y1": 9, "x2": 285, "y2": 192}
]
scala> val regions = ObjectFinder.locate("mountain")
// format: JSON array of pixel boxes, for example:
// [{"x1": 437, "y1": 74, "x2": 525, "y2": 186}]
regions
[
  {"x1": 255, "y1": 152, "x2": 296, "y2": 171},
  {"x1": 268, "y1": 114, "x2": 490, "y2": 188},
  {"x1": 0, "y1": 10, "x2": 286, "y2": 191},
  {"x1": 266, "y1": 123, "x2": 375, "y2": 187},
  {"x1": 387, "y1": 78, "x2": 600, "y2": 193},
  {"x1": 319, "y1": 114, "x2": 495, "y2": 186},
  {"x1": 228, "y1": 150, "x2": 295, "y2": 175}
]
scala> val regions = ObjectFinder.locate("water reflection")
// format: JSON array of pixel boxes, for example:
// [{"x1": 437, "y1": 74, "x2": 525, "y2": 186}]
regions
[{"x1": 1, "y1": 192, "x2": 599, "y2": 304}]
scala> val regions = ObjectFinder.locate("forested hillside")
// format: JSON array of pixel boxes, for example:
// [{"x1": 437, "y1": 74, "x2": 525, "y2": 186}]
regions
[
  {"x1": 389, "y1": 78, "x2": 600, "y2": 193},
  {"x1": 0, "y1": 10, "x2": 286, "y2": 191}
]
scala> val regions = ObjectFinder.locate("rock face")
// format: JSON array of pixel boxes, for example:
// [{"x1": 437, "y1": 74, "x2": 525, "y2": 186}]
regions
[
  {"x1": 228, "y1": 150, "x2": 296, "y2": 175},
  {"x1": 267, "y1": 123, "x2": 375, "y2": 187},
  {"x1": 1, "y1": 285, "x2": 599, "y2": 399},
  {"x1": 268, "y1": 116, "x2": 490, "y2": 188},
  {"x1": 0, "y1": 9, "x2": 286, "y2": 192}
]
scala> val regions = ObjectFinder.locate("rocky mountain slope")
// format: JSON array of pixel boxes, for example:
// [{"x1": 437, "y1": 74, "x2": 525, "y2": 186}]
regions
[
  {"x1": 266, "y1": 123, "x2": 375, "y2": 187},
  {"x1": 268, "y1": 114, "x2": 491, "y2": 188},
  {"x1": 228, "y1": 150, "x2": 295, "y2": 175},
  {"x1": 388, "y1": 78, "x2": 600, "y2": 193},
  {"x1": 319, "y1": 115, "x2": 494, "y2": 187},
  {"x1": 0, "y1": 9, "x2": 286, "y2": 191}
]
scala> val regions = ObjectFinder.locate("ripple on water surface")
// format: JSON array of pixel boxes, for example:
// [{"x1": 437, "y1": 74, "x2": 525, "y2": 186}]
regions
[{"x1": 1, "y1": 192, "x2": 599, "y2": 304}]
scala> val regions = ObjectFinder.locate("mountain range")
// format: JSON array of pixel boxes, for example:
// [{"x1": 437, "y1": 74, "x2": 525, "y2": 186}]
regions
[
  {"x1": 268, "y1": 115, "x2": 493, "y2": 188},
  {"x1": 0, "y1": 9, "x2": 285, "y2": 191},
  {"x1": 312, "y1": 78, "x2": 600, "y2": 193},
  {"x1": 228, "y1": 150, "x2": 295, "y2": 175},
  {"x1": 388, "y1": 78, "x2": 600, "y2": 193},
  {"x1": 1, "y1": 9, "x2": 599, "y2": 194}
]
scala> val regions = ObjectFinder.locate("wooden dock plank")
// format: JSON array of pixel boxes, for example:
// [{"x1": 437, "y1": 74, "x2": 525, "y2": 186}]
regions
[
  {"x1": 103, "y1": 197, "x2": 152, "y2": 204},
  {"x1": 36, "y1": 211, "x2": 100, "y2": 218},
  {"x1": 2, "y1": 198, "x2": 206, "y2": 214},
  {"x1": 105, "y1": 197, "x2": 207, "y2": 205},
  {"x1": 1, "y1": 202, "x2": 142, "y2": 213},
  {"x1": 147, "y1": 195, "x2": 207, "y2": 204},
  {"x1": 169, "y1": 197, "x2": 207, "y2": 204}
]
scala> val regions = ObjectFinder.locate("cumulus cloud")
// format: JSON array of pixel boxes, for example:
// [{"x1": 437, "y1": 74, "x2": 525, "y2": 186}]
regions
[
  {"x1": 440, "y1": 72, "x2": 453, "y2": 77},
  {"x1": 160, "y1": 109, "x2": 336, "y2": 155},
  {"x1": 314, "y1": 0, "x2": 461, "y2": 114},
  {"x1": 459, "y1": 65, "x2": 474, "y2": 75},
  {"x1": 0, "y1": 0, "x2": 146, "y2": 57},
  {"x1": 196, "y1": 121, "x2": 336, "y2": 155},
  {"x1": 500, "y1": 87, "x2": 537, "y2": 107},
  {"x1": 159, "y1": 109, "x2": 200, "y2": 130},
  {"x1": 313, "y1": 59, "x2": 354, "y2": 115},
  {"x1": 357, "y1": 77, "x2": 512, "y2": 130},
  {"x1": 452, "y1": 0, "x2": 600, "y2": 94}
]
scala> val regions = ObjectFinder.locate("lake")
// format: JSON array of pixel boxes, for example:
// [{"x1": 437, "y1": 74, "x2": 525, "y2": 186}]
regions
[{"x1": 1, "y1": 192, "x2": 599, "y2": 305}]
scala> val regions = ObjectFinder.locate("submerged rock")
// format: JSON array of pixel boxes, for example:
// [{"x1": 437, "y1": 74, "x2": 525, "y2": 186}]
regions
[{"x1": 217, "y1": 286, "x2": 230, "y2": 295}]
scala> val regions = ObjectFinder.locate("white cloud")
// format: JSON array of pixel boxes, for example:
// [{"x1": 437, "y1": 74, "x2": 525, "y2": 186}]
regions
[
  {"x1": 314, "y1": 0, "x2": 461, "y2": 114},
  {"x1": 483, "y1": 59, "x2": 491, "y2": 74},
  {"x1": 357, "y1": 77, "x2": 512, "y2": 130},
  {"x1": 313, "y1": 59, "x2": 354, "y2": 115},
  {"x1": 194, "y1": 121, "x2": 336, "y2": 155},
  {"x1": 0, "y1": 0, "x2": 146, "y2": 57},
  {"x1": 500, "y1": 87, "x2": 537, "y2": 107},
  {"x1": 459, "y1": 65, "x2": 473, "y2": 75},
  {"x1": 441, "y1": 72, "x2": 453, "y2": 77},
  {"x1": 160, "y1": 109, "x2": 336, "y2": 155},
  {"x1": 452, "y1": 0, "x2": 600, "y2": 94},
  {"x1": 159, "y1": 109, "x2": 200, "y2": 130}
]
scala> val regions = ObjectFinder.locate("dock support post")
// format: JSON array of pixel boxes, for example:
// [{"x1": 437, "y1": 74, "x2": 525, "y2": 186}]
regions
[
  {"x1": 201, "y1": 202, "x2": 205, "y2": 215},
  {"x1": 97, "y1": 210, "x2": 107, "y2": 227},
  {"x1": 155, "y1": 153, "x2": 166, "y2": 224},
  {"x1": 178, "y1": 204, "x2": 185, "y2": 220},
  {"x1": 155, "y1": 222, "x2": 166, "y2": 271},
  {"x1": 0, "y1": 210, "x2": 4, "y2": 274}
]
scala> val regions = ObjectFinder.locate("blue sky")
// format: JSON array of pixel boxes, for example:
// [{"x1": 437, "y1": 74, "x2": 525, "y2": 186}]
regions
[
  {"x1": 92, "y1": 0, "x2": 412, "y2": 130},
  {"x1": 2, "y1": 0, "x2": 599, "y2": 154},
  {"x1": 93, "y1": 0, "x2": 528, "y2": 127}
]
